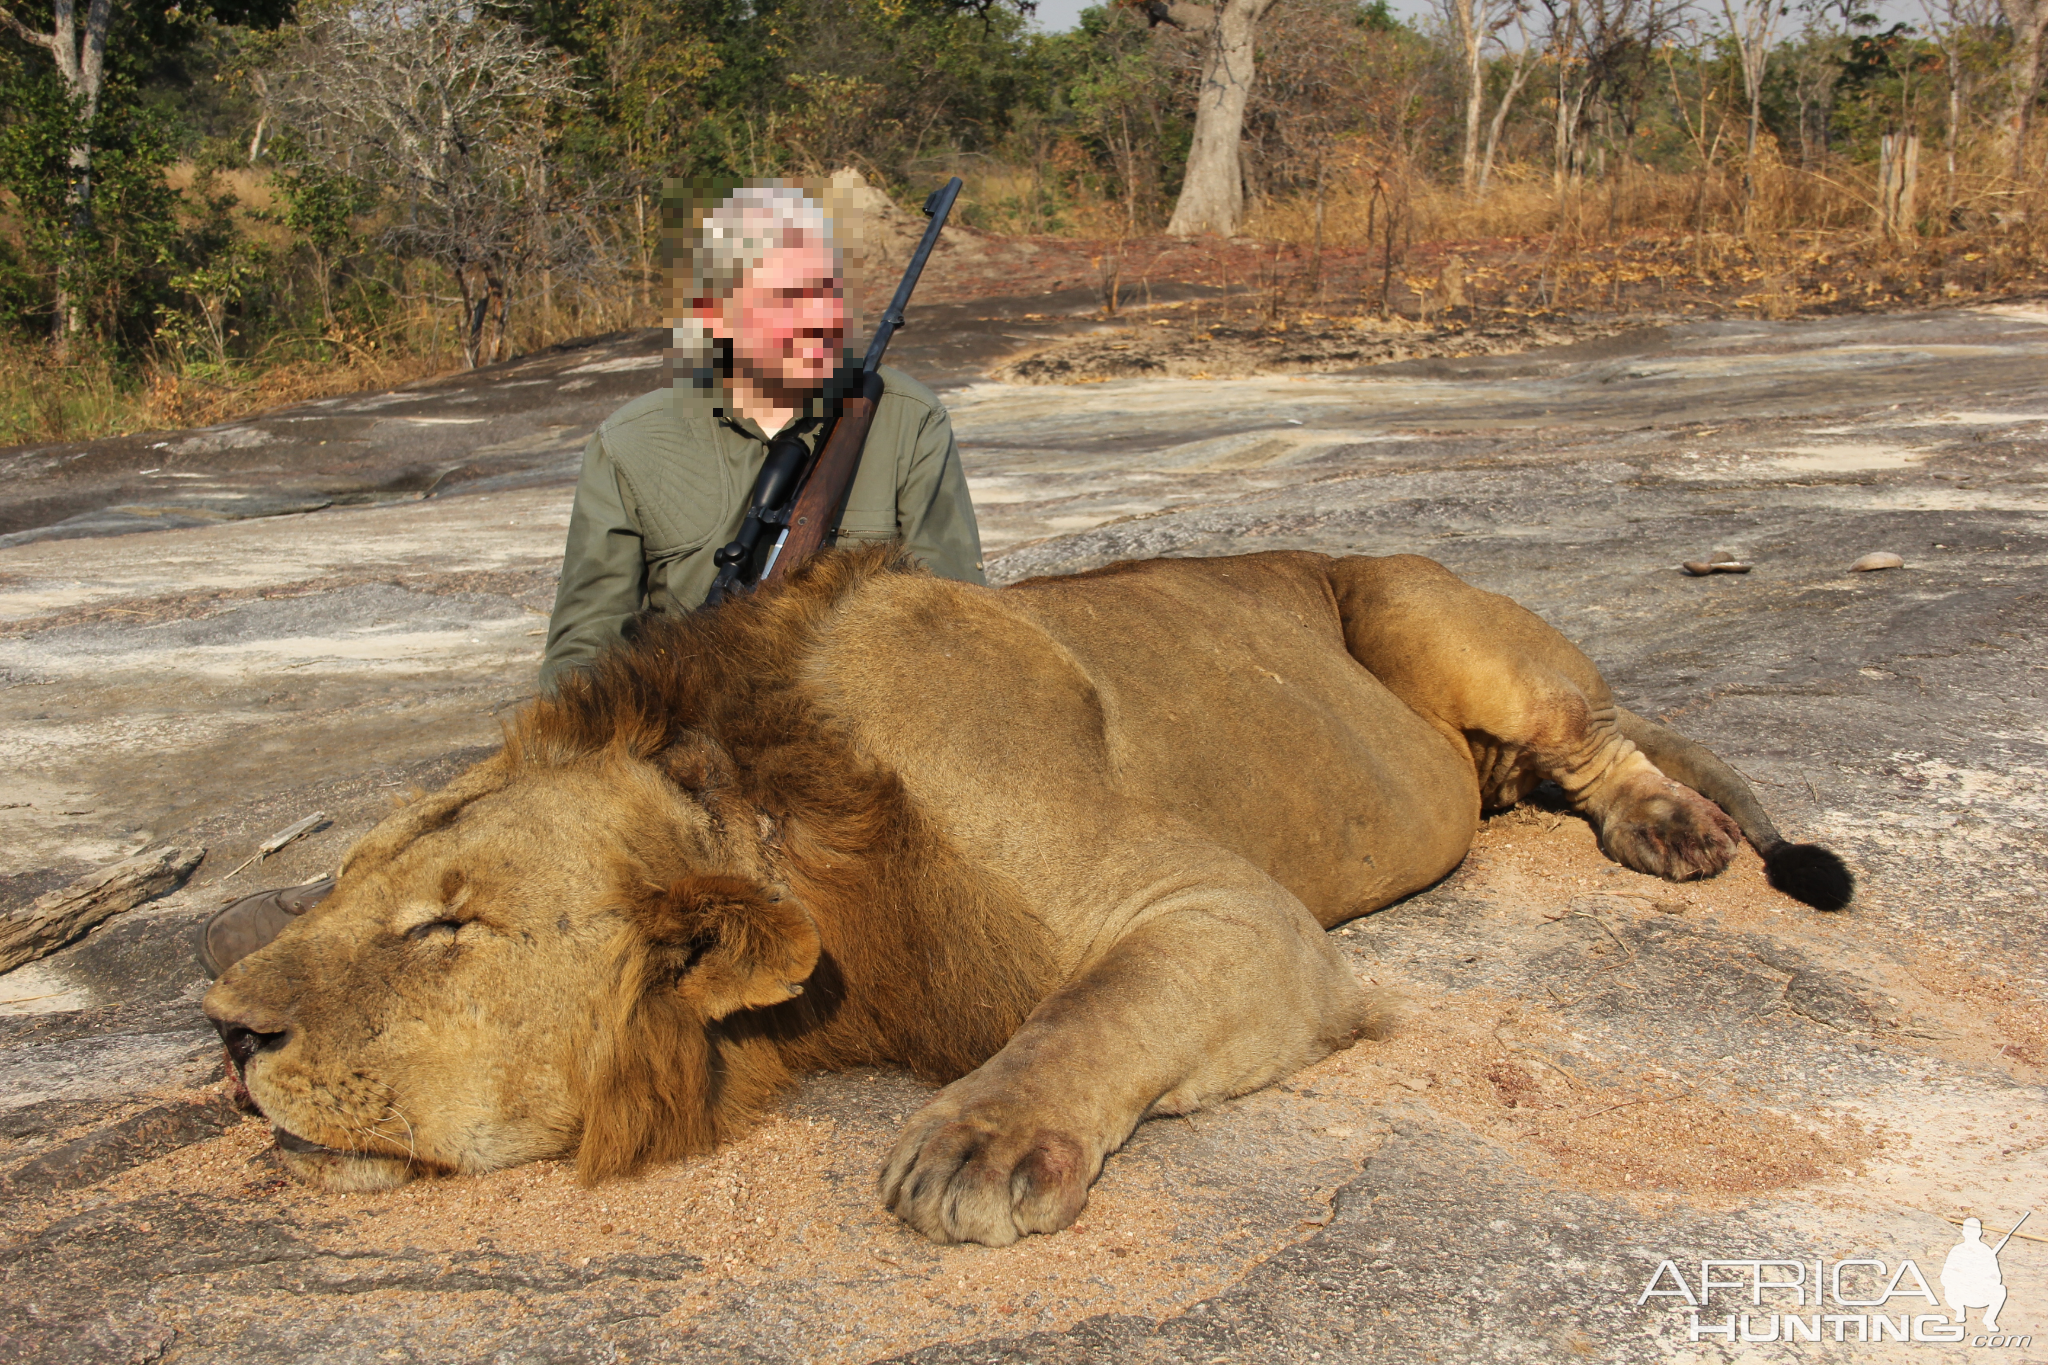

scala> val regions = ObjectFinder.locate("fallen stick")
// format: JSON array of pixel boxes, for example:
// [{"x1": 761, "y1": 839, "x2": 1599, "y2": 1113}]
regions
[
  {"x1": 218, "y1": 811, "x2": 327, "y2": 881},
  {"x1": 0, "y1": 845, "x2": 206, "y2": 975},
  {"x1": 1935, "y1": 1214, "x2": 2046, "y2": 1247}
]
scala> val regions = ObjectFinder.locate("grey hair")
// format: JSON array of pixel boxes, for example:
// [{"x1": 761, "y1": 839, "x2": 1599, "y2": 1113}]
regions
[{"x1": 672, "y1": 184, "x2": 839, "y2": 378}]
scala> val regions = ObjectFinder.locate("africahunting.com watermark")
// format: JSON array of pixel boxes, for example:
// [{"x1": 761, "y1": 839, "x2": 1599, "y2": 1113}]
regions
[{"x1": 1637, "y1": 1212, "x2": 2033, "y2": 1348}]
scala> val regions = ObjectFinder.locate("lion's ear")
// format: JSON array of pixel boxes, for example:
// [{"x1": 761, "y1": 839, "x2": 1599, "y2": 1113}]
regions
[{"x1": 643, "y1": 875, "x2": 820, "y2": 1021}]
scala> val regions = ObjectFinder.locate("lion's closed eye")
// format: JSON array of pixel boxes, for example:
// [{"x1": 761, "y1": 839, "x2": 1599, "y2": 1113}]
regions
[{"x1": 402, "y1": 868, "x2": 479, "y2": 943}]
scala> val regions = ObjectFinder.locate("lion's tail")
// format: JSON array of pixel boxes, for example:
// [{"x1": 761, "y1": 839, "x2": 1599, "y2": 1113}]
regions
[{"x1": 1614, "y1": 708, "x2": 1855, "y2": 911}]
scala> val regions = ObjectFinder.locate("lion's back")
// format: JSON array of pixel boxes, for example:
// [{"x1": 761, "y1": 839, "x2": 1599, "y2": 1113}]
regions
[{"x1": 811, "y1": 552, "x2": 1470, "y2": 927}]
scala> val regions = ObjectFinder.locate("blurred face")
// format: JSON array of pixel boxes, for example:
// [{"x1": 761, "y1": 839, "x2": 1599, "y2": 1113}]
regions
[{"x1": 709, "y1": 241, "x2": 845, "y2": 394}]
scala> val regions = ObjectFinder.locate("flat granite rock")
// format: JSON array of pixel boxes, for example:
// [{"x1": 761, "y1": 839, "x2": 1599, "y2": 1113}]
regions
[{"x1": 1, "y1": 304, "x2": 2043, "y2": 1363}]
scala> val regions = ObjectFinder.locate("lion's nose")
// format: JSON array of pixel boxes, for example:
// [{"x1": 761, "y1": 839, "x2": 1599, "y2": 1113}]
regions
[{"x1": 214, "y1": 1018, "x2": 288, "y2": 1071}]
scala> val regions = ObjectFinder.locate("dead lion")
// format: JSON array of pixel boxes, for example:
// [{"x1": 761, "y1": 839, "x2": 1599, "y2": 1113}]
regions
[{"x1": 204, "y1": 548, "x2": 1850, "y2": 1245}]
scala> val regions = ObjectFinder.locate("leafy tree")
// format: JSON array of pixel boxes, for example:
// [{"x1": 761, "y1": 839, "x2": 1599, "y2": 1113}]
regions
[
  {"x1": 266, "y1": 155, "x2": 372, "y2": 329},
  {"x1": 0, "y1": 70, "x2": 182, "y2": 348},
  {"x1": 0, "y1": 0, "x2": 292, "y2": 352},
  {"x1": 156, "y1": 167, "x2": 270, "y2": 366}
]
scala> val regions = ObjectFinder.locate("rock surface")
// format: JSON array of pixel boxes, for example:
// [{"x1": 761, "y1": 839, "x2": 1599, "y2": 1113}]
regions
[{"x1": 2, "y1": 302, "x2": 2044, "y2": 1363}]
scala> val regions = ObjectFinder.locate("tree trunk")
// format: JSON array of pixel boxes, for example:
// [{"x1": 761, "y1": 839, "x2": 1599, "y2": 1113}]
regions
[
  {"x1": 1998, "y1": 0, "x2": 2048, "y2": 176},
  {"x1": 1552, "y1": 47, "x2": 1587, "y2": 196},
  {"x1": 1477, "y1": 47, "x2": 1534, "y2": 198},
  {"x1": 58, "y1": 0, "x2": 110, "y2": 353},
  {"x1": 0, "y1": 846, "x2": 204, "y2": 975},
  {"x1": 1309, "y1": 165, "x2": 1326, "y2": 298},
  {"x1": 1555, "y1": 81, "x2": 1588, "y2": 194},
  {"x1": 1947, "y1": 67, "x2": 1960, "y2": 179},
  {"x1": 314, "y1": 246, "x2": 333, "y2": 331},
  {"x1": 458, "y1": 261, "x2": 486, "y2": 368},
  {"x1": 488, "y1": 265, "x2": 508, "y2": 363},
  {"x1": 5, "y1": 0, "x2": 115, "y2": 354},
  {"x1": 1879, "y1": 130, "x2": 1921, "y2": 238},
  {"x1": 1456, "y1": 0, "x2": 1484, "y2": 193},
  {"x1": 635, "y1": 187, "x2": 648, "y2": 313},
  {"x1": 1721, "y1": 0, "x2": 1778, "y2": 221},
  {"x1": 1166, "y1": 0, "x2": 1273, "y2": 239},
  {"x1": 1554, "y1": 67, "x2": 1572, "y2": 193},
  {"x1": 49, "y1": 281, "x2": 73, "y2": 355}
]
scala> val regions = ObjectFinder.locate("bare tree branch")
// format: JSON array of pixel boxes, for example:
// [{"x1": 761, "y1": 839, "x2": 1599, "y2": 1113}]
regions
[
  {"x1": 0, "y1": 4, "x2": 59, "y2": 54},
  {"x1": 270, "y1": 0, "x2": 589, "y2": 367},
  {"x1": 1719, "y1": 0, "x2": 1779, "y2": 167}
]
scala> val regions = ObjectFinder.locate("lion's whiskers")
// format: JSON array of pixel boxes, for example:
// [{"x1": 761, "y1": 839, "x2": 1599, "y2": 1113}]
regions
[
  {"x1": 356, "y1": 1106, "x2": 418, "y2": 1162},
  {"x1": 329, "y1": 1074, "x2": 421, "y2": 1165}
]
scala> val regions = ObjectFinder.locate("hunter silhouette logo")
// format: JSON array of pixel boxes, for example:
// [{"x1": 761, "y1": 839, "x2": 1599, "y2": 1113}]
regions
[
  {"x1": 1944, "y1": 1214, "x2": 2028, "y2": 1334},
  {"x1": 1636, "y1": 1211, "x2": 2034, "y2": 1348}
]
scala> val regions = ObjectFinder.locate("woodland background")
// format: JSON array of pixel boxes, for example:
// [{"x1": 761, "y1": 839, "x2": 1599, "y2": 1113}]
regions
[{"x1": 2, "y1": 0, "x2": 2045, "y2": 443}]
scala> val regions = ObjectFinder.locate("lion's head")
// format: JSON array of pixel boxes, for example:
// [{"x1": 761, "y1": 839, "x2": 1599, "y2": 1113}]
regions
[
  {"x1": 203, "y1": 554, "x2": 1047, "y2": 1194},
  {"x1": 201, "y1": 751, "x2": 823, "y2": 1192}
]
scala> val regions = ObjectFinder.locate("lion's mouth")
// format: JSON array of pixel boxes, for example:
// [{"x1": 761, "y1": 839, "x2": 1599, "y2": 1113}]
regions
[
  {"x1": 273, "y1": 1126, "x2": 353, "y2": 1158},
  {"x1": 267, "y1": 1124, "x2": 421, "y2": 1191}
]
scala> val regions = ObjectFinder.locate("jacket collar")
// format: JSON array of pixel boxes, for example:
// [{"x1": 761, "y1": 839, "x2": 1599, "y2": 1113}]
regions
[{"x1": 673, "y1": 353, "x2": 866, "y2": 441}]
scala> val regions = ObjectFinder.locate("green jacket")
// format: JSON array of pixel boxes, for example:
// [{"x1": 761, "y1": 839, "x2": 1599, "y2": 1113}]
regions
[{"x1": 541, "y1": 364, "x2": 985, "y2": 690}]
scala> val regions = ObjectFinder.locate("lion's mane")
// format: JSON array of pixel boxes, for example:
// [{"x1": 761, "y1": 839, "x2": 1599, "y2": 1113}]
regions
[{"x1": 346, "y1": 548, "x2": 1050, "y2": 1181}]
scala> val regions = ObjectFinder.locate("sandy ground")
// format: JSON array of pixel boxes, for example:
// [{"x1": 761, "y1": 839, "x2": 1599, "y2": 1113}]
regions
[{"x1": 1, "y1": 303, "x2": 2044, "y2": 1364}]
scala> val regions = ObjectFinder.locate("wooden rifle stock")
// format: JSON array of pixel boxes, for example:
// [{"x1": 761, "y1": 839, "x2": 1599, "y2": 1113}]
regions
[{"x1": 763, "y1": 370, "x2": 882, "y2": 584}]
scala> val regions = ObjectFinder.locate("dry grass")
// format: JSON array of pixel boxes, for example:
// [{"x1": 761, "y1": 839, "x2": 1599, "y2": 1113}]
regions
[
  {"x1": 1245, "y1": 140, "x2": 2048, "y2": 316},
  {"x1": 7, "y1": 136, "x2": 2044, "y2": 451},
  {"x1": 134, "y1": 346, "x2": 449, "y2": 437},
  {"x1": 1, "y1": 156, "x2": 660, "y2": 447},
  {"x1": 1252, "y1": 136, "x2": 2048, "y2": 247},
  {"x1": 2, "y1": 284, "x2": 659, "y2": 448},
  {"x1": 0, "y1": 343, "x2": 138, "y2": 447}
]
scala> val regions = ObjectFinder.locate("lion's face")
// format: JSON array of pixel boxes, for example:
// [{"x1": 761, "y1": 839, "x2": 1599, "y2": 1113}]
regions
[{"x1": 201, "y1": 756, "x2": 821, "y2": 1192}]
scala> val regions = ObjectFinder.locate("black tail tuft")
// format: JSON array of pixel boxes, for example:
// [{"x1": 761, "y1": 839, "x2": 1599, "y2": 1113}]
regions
[{"x1": 1763, "y1": 842, "x2": 1855, "y2": 911}]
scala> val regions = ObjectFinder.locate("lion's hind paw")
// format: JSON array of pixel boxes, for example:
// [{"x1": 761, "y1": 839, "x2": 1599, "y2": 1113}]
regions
[
  {"x1": 879, "y1": 1113, "x2": 1092, "y2": 1246},
  {"x1": 1597, "y1": 774, "x2": 1743, "y2": 883}
]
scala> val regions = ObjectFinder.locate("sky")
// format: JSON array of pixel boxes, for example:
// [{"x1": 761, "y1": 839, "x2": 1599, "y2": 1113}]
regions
[
  {"x1": 1021, "y1": 0, "x2": 1441, "y2": 32},
  {"x1": 1023, "y1": 0, "x2": 1117, "y2": 29},
  {"x1": 1022, "y1": 0, "x2": 1922, "y2": 36}
]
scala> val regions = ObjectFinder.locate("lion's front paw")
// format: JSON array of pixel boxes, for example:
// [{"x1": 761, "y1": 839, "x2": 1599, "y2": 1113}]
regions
[
  {"x1": 1598, "y1": 773, "x2": 1742, "y2": 882},
  {"x1": 878, "y1": 1108, "x2": 1095, "y2": 1246}
]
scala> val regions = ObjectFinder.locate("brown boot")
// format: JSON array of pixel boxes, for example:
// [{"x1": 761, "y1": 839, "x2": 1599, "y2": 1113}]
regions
[{"x1": 196, "y1": 876, "x2": 335, "y2": 978}]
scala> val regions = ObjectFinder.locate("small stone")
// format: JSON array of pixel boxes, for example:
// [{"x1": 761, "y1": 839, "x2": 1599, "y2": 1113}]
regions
[
  {"x1": 1851, "y1": 551, "x2": 1905, "y2": 571},
  {"x1": 1682, "y1": 559, "x2": 1752, "y2": 576}
]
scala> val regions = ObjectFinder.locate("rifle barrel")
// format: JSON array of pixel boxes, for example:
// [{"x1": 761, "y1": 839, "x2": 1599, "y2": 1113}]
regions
[
  {"x1": 1989, "y1": 1210, "x2": 2032, "y2": 1255},
  {"x1": 863, "y1": 177, "x2": 964, "y2": 375}
]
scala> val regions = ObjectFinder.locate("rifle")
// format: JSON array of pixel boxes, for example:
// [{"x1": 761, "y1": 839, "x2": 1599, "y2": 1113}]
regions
[
  {"x1": 1989, "y1": 1211, "x2": 2031, "y2": 1255},
  {"x1": 703, "y1": 176, "x2": 964, "y2": 605}
]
